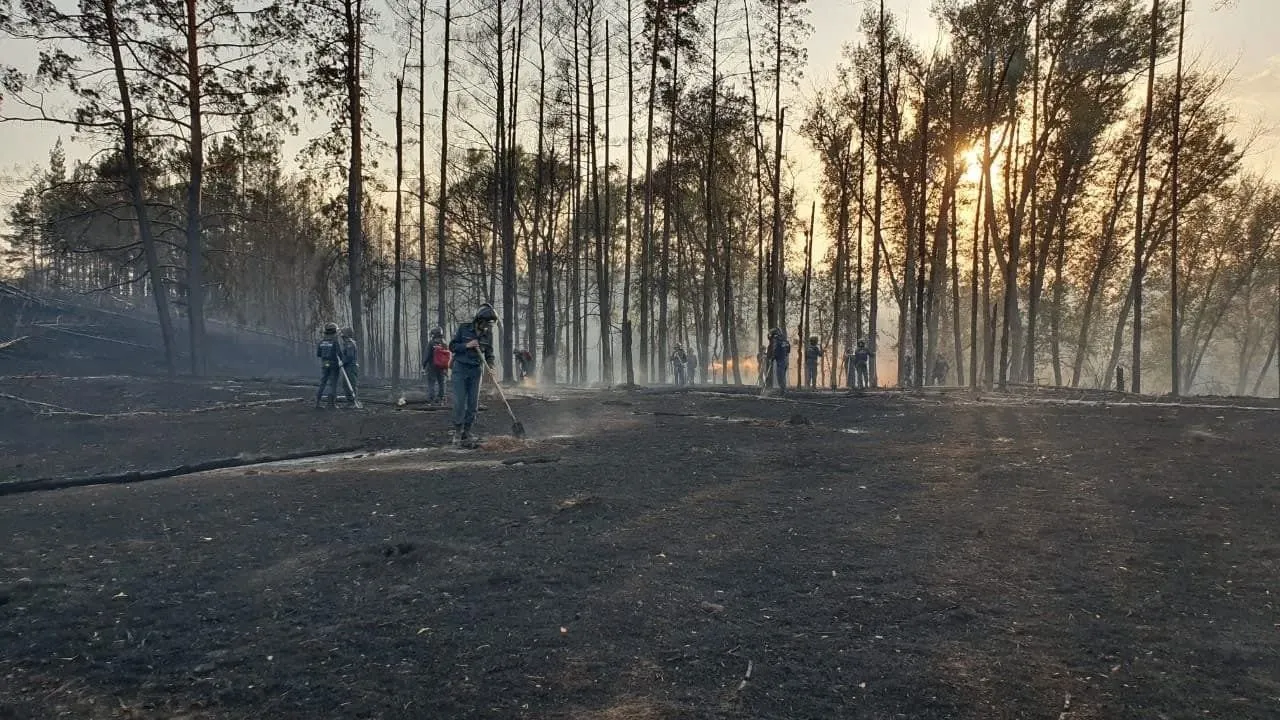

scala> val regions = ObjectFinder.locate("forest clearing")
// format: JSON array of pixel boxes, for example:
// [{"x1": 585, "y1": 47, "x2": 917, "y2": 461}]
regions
[
  {"x1": 3, "y1": 0, "x2": 1280, "y2": 715},
  {"x1": 2, "y1": 372, "x2": 1278, "y2": 719}
]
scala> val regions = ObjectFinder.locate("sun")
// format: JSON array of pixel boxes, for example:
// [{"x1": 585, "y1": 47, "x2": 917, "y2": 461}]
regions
[{"x1": 959, "y1": 144, "x2": 983, "y2": 184}]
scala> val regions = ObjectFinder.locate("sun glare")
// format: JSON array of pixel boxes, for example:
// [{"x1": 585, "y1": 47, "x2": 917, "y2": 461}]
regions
[{"x1": 960, "y1": 145, "x2": 983, "y2": 184}]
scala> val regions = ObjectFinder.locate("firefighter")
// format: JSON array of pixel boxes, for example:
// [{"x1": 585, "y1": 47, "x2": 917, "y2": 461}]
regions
[
  {"x1": 671, "y1": 344, "x2": 689, "y2": 386},
  {"x1": 932, "y1": 356, "x2": 950, "y2": 386},
  {"x1": 449, "y1": 304, "x2": 497, "y2": 445},
  {"x1": 767, "y1": 328, "x2": 791, "y2": 395},
  {"x1": 852, "y1": 340, "x2": 871, "y2": 389},
  {"x1": 423, "y1": 326, "x2": 449, "y2": 404},
  {"x1": 315, "y1": 323, "x2": 342, "y2": 409},
  {"x1": 339, "y1": 327, "x2": 359, "y2": 402},
  {"x1": 804, "y1": 335, "x2": 823, "y2": 390}
]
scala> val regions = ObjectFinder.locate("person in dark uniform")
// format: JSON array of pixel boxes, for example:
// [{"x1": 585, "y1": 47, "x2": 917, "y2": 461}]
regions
[
  {"x1": 449, "y1": 304, "x2": 497, "y2": 445},
  {"x1": 852, "y1": 340, "x2": 871, "y2": 389},
  {"x1": 339, "y1": 327, "x2": 359, "y2": 401},
  {"x1": 315, "y1": 322, "x2": 341, "y2": 408},
  {"x1": 671, "y1": 344, "x2": 688, "y2": 386},
  {"x1": 423, "y1": 326, "x2": 449, "y2": 404},
  {"x1": 932, "y1": 356, "x2": 950, "y2": 386},
  {"x1": 767, "y1": 328, "x2": 791, "y2": 395},
  {"x1": 804, "y1": 335, "x2": 823, "y2": 390}
]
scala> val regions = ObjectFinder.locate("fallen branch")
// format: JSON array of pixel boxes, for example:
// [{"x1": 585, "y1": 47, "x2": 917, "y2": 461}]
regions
[
  {"x1": 189, "y1": 398, "x2": 302, "y2": 413},
  {"x1": 33, "y1": 323, "x2": 157, "y2": 349},
  {"x1": 0, "y1": 336, "x2": 29, "y2": 352},
  {"x1": 0, "y1": 444, "x2": 368, "y2": 496},
  {"x1": 0, "y1": 392, "x2": 102, "y2": 417}
]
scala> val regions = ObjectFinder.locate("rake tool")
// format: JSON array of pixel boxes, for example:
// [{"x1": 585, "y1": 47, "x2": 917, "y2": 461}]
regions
[{"x1": 476, "y1": 349, "x2": 526, "y2": 438}]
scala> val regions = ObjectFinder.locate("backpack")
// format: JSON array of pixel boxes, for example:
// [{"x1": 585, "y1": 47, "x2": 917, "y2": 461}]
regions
[{"x1": 432, "y1": 344, "x2": 453, "y2": 371}]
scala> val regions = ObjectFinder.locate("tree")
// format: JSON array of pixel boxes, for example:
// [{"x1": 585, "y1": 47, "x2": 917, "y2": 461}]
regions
[
  {"x1": 1, "y1": 0, "x2": 181, "y2": 372},
  {"x1": 295, "y1": 0, "x2": 373, "y2": 358}
]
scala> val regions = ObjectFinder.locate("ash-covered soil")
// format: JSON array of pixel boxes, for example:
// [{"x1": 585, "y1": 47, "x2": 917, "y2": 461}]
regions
[{"x1": 1, "y1": 378, "x2": 1278, "y2": 719}]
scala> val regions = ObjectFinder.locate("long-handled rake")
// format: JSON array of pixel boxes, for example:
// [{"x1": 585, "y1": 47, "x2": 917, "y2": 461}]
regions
[{"x1": 476, "y1": 351, "x2": 526, "y2": 438}]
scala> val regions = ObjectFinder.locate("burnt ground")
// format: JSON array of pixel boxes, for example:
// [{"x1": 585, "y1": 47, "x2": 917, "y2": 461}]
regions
[{"x1": 1, "y1": 377, "x2": 1278, "y2": 719}]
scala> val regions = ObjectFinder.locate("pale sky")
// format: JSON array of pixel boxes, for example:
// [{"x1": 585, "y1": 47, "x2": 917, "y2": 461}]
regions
[{"x1": 1, "y1": 0, "x2": 1277, "y2": 207}]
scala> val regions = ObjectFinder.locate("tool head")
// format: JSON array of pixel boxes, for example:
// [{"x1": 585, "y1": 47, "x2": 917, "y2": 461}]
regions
[{"x1": 511, "y1": 421, "x2": 526, "y2": 438}]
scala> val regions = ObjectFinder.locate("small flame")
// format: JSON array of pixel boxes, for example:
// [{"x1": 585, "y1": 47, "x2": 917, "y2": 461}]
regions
[{"x1": 708, "y1": 356, "x2": 760, "y2": 377}]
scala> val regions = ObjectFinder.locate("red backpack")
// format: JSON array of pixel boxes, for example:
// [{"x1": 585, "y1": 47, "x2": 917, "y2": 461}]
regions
[{"x1": 432, "y1": 344, "x2": 453, "y2": 371}]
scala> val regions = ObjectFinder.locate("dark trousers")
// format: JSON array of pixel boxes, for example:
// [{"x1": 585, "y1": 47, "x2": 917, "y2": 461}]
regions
[
  {"x1": 774, "y1": 362, "x2": 788, "y2": 393},
  {"x1": 805, "y1": 362, "x2": 818, "y2": 389},
  {"x1": 317, "y1": 365, "x2": 341, "y2": 404},
  {"x1": 451, "y1": 364, "x2": 482, "y2": 429},
  {"x1": 426, "y1": 368, "x2": 447, "y2": 402}
]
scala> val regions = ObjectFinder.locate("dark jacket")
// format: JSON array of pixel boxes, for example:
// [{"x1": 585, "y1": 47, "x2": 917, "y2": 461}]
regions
[
  {"x1": 450, "y1": 322, "x2": 495, "y2": 369},
  {"x1": 805, "y1": 343, "x2": 823, "y2": 365},
  {"x1": 340, "y1": 338, "x2": 359, "y2": 367},
  {"x1": 769, "y1": 336, "x2": 791, "y2": 367},
  {"x1": 854, "y1": 348, "x2": 870, "y2": 367},
  {"x1": 317, "y1": 337, "x2": 340, "y2": 366}
]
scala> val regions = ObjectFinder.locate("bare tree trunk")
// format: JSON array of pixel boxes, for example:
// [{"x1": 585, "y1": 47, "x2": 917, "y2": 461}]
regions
[
  {"x1": 1131, "y1": 0, "x2": 1161, "y2": 394},
  {"x1": 743, "y1": 4, "x2": 766, "y2": 353},
  {"x1": 622, "y1": 0, "x2": 636, "y2": 385},
  {"x1": 703, "y1": 0, "x2": 720, "y2": 386},
  {"x1": 870, "y1": 0, "x2": 885, "y2": 388},
  {"x1": 104, "y1": 0, "x2": 176, "y2": 375},
  {"x1": 418, "y1": 0, "x2": 428, "y2": 362},
  {"x1": 184, "y1": 0, "x2": 207, "y2": 375},
  {"x1": 767, "y1": 0, "x2": 785, "y2": 333},
  {"x1": 639, "y1": 0, "x2": 664, "y2": 382},
  {"x1": 802, "y1": 201, "x2": 815, "y2": 386},
  {"x1": 831, "y1": 131, "x2": 849, "y2": 388},
  {"x1": 914, "y1": 84, "x2": 927, "y2": 388},
  {"x1": 435, "y1": 0, "x2": 450, "y2": 329},
  {"x1": 543, "y1": 155, "x2": 558, "y2": 382},
  {"x1": 527, "y1": 0, "x2": 546, "y2": 362},
  {"x1": 1170, "y1": 0, "x2": 1187, "y2": 395},
  {"x1": 345, "y1": 0, "x2": 365, "y2": 363},
  {"x1": 392, "y1": 76, "x2": 404, "y2": 393},
  {"x1": 570, "y1": 0, "x2": 582, "y2": 384},
  {"x1": 857, "y1": 81, "x2": 867, "y2": 345},
  {"x1": 600, "y1": 16, "x2": 613, "y2": 385},
  {"x1": 657, "y1": 15, "x2": 680, "y2": 383}
]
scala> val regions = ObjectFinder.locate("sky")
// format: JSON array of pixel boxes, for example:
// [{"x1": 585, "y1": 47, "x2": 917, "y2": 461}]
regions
[{"x1": 1, "y1": 0, "x2": 1277, "y2": 209}]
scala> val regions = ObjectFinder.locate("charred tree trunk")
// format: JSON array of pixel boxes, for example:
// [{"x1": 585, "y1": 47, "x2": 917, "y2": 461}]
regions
[
  {"x1": 1131, "y1": 0, "x2": 1162, "y2": 393},
  {"x1": 184, "y1": 0, "x2": 207, "y2": 375},
  {"x1": 657, "y1": 16, "x2": 680, "y2": 383},
  {"x1": 435, "y1": 0, "x2": 450, "y2": 329},
  {"x1": 104, "y1": 0, "x2": 177, "y2": 375},
  {"x1": 1170, "y1": 0, "x2": 1187, "y2": 395},
  {"x1": 622, "y1": 0, "x2": 636, "y2": 385},
  {"x1": 345, "y1": 0, "x2": 365, "y2": 364},
  {"x1": 418, "y1": 0, "x2": 428, "y2": 361},
  {"x1": 392, "y1": 77, "x2": 404, "y2": 393}
]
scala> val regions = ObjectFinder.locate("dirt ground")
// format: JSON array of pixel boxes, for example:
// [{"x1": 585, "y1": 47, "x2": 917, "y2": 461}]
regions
[{"x1": 1, "y1": 377, "x2": 1278, "y2": 719}]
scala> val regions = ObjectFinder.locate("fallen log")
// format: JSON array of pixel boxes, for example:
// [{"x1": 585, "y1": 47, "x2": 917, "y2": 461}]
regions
[
  {"x1": 0, "y1": 392, "x2": 102, "y2": 417},
  {"x1": 0, "y1": 336, "x2": 28, "y2": 352},
  {"x1": 0, "y1": 444, "x2": 368, "y2": 496}
]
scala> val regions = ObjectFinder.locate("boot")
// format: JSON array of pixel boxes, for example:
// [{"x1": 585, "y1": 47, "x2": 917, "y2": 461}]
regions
[
  {"x1": 462, "y1": 425, "x2": 478, "y2": 444},
  {"x1": 450, "y1": 426, "x2": 463, "y2": 447},
  {"x1": 314, "y1": 398, "x2": 323, "y2": 409}
]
